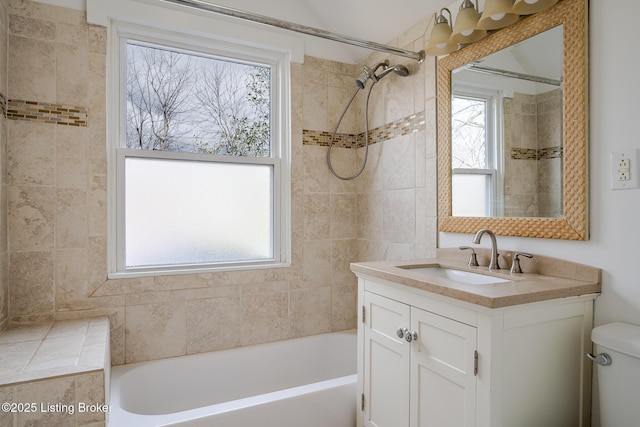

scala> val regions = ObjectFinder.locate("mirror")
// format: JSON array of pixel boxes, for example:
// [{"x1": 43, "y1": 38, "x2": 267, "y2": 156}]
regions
[{"x1": 437, "y1": 0, "x2": 588, "y2": 240}]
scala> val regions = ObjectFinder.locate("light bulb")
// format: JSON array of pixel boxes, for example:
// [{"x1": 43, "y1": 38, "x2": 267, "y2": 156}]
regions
[{"x1": 491, "y1": 13, "x2": 506, "y2": 20}]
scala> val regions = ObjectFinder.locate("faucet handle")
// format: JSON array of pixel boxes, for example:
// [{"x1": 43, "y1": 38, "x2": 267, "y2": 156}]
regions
[
  {"x1": 459, "y1": 246, "x2": 479, "y2": 267},
  {"x1": 510, "y1": 253, "x2": 533, "y2": 274}
]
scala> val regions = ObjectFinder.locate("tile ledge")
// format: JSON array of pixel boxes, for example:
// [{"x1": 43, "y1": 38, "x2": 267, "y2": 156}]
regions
[{"x1": 0, "y1": 316, "x2": 109, "y2": 387}]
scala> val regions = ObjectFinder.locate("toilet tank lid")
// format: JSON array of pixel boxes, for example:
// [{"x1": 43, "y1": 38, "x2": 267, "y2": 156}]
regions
[{"x1": 592, "y1": 322, "x2": 640, "y2": 358}]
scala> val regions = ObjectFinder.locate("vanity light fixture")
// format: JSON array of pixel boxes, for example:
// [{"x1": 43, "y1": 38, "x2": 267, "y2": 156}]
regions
[
  {"x1": 451, "y1": 0, "x2": 487, "y2": 44},
  {"x1": 425, "y1": 8, "x2": 458, "y2": 56},
  {"x1": 512, "y1": 0, "x2": 559, "y2": 15},
  {"x1": 477, "y1": 0, "x2": 520, "y2": 30}
]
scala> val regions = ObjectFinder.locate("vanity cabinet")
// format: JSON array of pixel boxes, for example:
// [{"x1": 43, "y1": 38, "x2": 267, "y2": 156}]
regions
[{"x1": 356, "y1": 276, "x2": 595, "y2": 427}]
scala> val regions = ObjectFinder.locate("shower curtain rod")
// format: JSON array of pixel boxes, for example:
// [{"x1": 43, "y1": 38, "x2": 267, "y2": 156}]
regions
[
  {"x1": 466, "y1": 64, "x2": 562, "y2": 87},
  {"x1": 161, "y1": 0, "x2": 426, "y2": 63}
]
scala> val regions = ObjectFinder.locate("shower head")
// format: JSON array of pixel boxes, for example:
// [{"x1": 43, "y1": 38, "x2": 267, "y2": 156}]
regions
[
  {"x1": 375, "y1": 64, "x2": 410, "y2": 80},
  {"x1": 356, "y1": 65, "x2": 374, "y2": 89},
  {"x1": 355, "y1": 61, "x2": 409, "y2": 89}
]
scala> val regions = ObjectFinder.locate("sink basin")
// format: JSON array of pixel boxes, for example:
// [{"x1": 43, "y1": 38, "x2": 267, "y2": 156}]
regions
[{"x1": 401, "y1": 266, "x2": 512, "y2": 285}]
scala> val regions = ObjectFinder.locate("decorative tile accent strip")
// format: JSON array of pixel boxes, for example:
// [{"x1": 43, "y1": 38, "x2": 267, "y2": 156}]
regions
[
  {"x1": 511, "y1": 148, "x2": 538, "y2": 160},
  {"x1": 303, "y1": 111, "x2": 426, "y2": 148},
  {"x1": 0, "y1": 92, "x2": 6, "y2": 118},
  {"x1": 539, "y1": 146, "x2": 563, "y2": 159},
  {"x1": 6, "y1": 99, "x2": 88, "y2": 127},
  {"x1": 511, "y1": 146, "x2": 563, "y2": 160},
  {"x1": 302, "y1": 130, "x2": 358, "y2": 148}
]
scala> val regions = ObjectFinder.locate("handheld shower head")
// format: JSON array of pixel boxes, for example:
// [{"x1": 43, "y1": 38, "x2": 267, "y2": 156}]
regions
[
  {"x1": 355, "y1": 62, "x2": 409, "y2": 89},
  {"x1": 376, "y1": 64, "x2": 410, "y2": 80}
]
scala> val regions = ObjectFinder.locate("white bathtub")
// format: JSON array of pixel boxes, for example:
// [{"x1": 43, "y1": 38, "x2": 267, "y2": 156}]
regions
[{"x1": 109, "y1": 330, "x2": 357, "y2": 427}]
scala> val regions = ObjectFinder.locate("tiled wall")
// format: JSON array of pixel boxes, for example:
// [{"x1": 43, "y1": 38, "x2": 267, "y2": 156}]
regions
[
  {"x1": 354, "y1": 25, "x2": 438, "y2": 263},
  {"x1": 0, "y1": 0, "x2": 8, "y2": 334},
  {"x1": 504, "y1": 89, "x2": 563, "y2": 217},
  {"x1": 3, "y1": 0, "x2": 364, "y2": 365},
  {"x1": 2, "y1": 0, "x2": 439, "y2": 366}
]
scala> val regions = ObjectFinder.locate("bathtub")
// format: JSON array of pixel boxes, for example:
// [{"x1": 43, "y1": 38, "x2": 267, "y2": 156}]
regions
[{"x1": 109, "y1": 329, "x2": 357, "y2": 427}]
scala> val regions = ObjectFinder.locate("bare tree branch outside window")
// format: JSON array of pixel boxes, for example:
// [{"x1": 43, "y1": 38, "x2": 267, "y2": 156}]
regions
[
  {"x1": 125, "y1": 42, "x2": 271, "y2": 157},
  {"x1": 451, "y1": 96, "x2": 487, "y2": 169}
]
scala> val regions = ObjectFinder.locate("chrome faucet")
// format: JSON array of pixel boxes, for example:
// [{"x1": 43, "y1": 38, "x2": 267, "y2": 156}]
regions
[{"x1": 472, "y1": 229, "x2": 500, "y2": 270}]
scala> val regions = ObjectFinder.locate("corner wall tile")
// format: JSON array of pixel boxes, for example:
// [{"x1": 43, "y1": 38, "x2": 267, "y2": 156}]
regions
[{"x1": 9, "y1": 250, "x2": 54, "y2": 320}]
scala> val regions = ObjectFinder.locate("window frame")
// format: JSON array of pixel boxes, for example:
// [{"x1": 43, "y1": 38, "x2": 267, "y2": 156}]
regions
[
  {"x1": 106, "y1": 20, "x2": 291, "y2": 278},
  {"x1": 451, "y1": 84, "x2": 504, "y2": 217}
]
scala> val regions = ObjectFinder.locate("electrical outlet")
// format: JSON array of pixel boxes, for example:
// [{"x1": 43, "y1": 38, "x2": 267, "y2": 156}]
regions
[{"x1": 611, "y1": 150, "x2": 640, "y2": 190}]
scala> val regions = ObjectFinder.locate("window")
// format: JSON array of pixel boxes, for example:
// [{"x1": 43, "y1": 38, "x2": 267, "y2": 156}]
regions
[
  {"x1": 451, "y1": 86, "x2": 503, "y2": 217},
  {"x1": 108, "y1": 23, "x2": 291, "y2": 277}
]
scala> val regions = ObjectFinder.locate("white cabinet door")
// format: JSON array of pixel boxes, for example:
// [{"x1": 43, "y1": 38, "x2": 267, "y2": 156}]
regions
[
  {"x1": 363, "y1": 292, "x2": 411, "y2": 427},
  {"x1": 410, "y1": 307, "x2": 477, "y2": 427}
]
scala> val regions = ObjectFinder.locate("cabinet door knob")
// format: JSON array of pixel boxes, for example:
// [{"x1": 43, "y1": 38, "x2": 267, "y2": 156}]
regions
[
  {"x1": 396, "y1": 327, "x2": 405, "y2": 338},
  {"x1": 405, "y1": 330, "x2": 418, "y2": 343}
]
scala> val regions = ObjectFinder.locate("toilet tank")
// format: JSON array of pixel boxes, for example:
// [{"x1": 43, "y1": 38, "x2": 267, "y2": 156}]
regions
[{"x1": 591, "y1": 322, "x2": 640, "y2": 427}]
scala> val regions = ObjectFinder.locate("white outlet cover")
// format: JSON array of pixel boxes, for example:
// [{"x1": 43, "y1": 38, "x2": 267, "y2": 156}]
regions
[{"x1": 611, "y1": 150, "x2": 640, "y2": 190}]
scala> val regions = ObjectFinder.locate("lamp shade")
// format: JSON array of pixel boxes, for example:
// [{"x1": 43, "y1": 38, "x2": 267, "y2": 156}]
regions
[
  {"x1": 512, "y1": 0, "x2": 559, "y2": 15},
  {"x1": 478, "y1": 0, "x2": 520, "y2": 30},
  {"x1": 426, "y1": 21, "x2": 458, "y2": 56},
  {"x1": 451, "y1": 3, "x2": 487, "y2": 44}
]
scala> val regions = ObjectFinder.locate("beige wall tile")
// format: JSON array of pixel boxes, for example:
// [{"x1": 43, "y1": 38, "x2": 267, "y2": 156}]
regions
[
  {"x1": 9, "y1": 185, "x2": 56, "y2": 251},
  {"x1": 332, "y1": 283, "x2": 356, "y2": 330},
  {"x1": 56, "y1": 40, "x2": 88, "y2": 106},
  {"x1": 303, "y1": 193, "x2": 330, "y2": 240},
  {"x1": 9, "y1": 250, "x2": 54, "y2": 321},
  {"x1": 186, "y1": 296, "x2": 241, "y2": 354},
  {"x1": 383, "y1": 189, "x2": 415, "y2": 244},
  {"x1": 302, "y1": 81, "x2": 327, "y2": 131},
  {"x1": 56, "y1": 126, "x2": 87, "y2": 189},
  {"x1": 302, "y1": 145, "x2": 330, "y2": 193},
  {"x1": 0, "y1": 385, "x2": 14, "y2": 426},
  {"x1": 8, "y1": 13, "x2": 55, "y2": 40},
  {"x1": 330, "y1": 193, "x2": 356, "y2": 239},
  {"x1": 383, "y1": 133, "x2": 416, "y2": 190},
  {"x1": 56, "y1": 188, "x2": 87, "y2": 249},
  {"x1": 331, "y1": 238, "x2": 356, "y2": 286},
  {"x1": 303, "y1": 239, "x2": 331, "y2": 283},
  {"x1": 125, "y1": 302, "x2": 186, "y2": 363},
  {"x1": 15, "y1": 376, "x2": 75, "y2": 426},
  {"x1": 8, "y1": 120, "x2": 54, "y2": 186},
  {"x1": 8, "y1": 34, "x2": 55, "y2": 102},
  {"x1": 290, "y1": 286, "x2": 331, "y2": 337},
  {"x1": 55, "y1": 248, "x2": 88, "y2": 309},
  {"x1": 240, "y1": 290, "x2": 289, "y2": 346},
  {"x1": 356, "y1": 192, "x2": 383, "y2": 241},
  {"x1": 76, "y1": 371, "x2": 106, "y2": 425}
]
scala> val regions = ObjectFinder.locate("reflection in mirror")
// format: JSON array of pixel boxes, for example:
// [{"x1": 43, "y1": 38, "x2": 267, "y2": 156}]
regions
[
  {"x1": 451, "y1": 26, "x2": 563, "y2": 218},
  {"x1": 436, "y1": 0, "x2": 589, "y2": 240}
]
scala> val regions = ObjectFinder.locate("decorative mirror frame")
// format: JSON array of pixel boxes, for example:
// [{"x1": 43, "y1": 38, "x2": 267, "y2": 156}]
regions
[{"x1": 437, "y1": 0, "x2": 588, "y2": 240}]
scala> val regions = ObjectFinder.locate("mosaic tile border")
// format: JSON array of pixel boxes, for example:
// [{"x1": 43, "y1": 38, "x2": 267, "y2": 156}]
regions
[
  {"x1": 303, "y1": 111, "x2": 426, "y2": 148},
  {"x1": 0, "y1": 92, "x2": 5, "y2": 118},
  {"x1": 511, "y1": 146, "x2": 563, "y2": 160},
  {"x1": 4, "y1": 98, "x2": 88, "y2": 127}
]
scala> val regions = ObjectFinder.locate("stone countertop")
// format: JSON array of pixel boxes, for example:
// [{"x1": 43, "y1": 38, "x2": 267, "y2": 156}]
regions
[{"x1": 351, "y1": 251, "x2": 601, "y2": 309}]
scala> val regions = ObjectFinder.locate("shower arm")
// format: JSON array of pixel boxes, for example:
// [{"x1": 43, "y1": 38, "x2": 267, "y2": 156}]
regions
[{"x1": 160, "y1": 0, "x2": 426, "y2": 63}]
